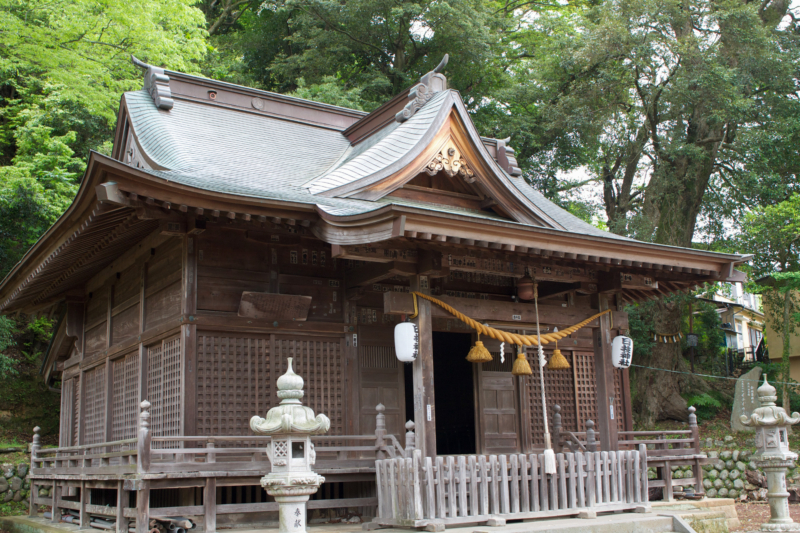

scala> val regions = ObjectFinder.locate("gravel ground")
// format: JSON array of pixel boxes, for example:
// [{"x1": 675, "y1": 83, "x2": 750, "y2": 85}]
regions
[{"x1": 734, "y1": 502, "x2": 800, "y2": 531}]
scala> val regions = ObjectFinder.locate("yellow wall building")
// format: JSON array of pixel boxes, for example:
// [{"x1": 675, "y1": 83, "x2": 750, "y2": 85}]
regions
[{"x1": 763, "y1": 291, "x2": 800, "y2": 381}]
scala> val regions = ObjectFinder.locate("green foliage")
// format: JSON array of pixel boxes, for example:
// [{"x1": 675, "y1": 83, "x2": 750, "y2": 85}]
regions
[
  {"x1": 0, "y1": 316, "x2": 17, "y2": 377},
  {"x1": 289, "y1": 77, "x2": 370, "y2": 111},
  {"x1": 684, "y1": 391, "x2": 724, "y2": 421}
]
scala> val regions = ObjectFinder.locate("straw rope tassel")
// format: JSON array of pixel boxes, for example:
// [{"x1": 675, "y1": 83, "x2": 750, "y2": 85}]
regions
[{"x1": 466, "y1": 332, "x2": 493, "y2": 363}]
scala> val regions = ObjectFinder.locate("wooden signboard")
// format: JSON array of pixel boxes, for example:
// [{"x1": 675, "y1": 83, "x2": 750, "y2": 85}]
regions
[{"x1": 237, "y1": 292, "x2": 312, "y2": 321}]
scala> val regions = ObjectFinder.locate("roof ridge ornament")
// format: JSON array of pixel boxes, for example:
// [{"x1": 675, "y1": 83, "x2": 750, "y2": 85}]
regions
[
  {"x1": 396, "y1": 54, "x2": 448, "y2": 123},
  {"x1": 131, "y1": 55, "x2": 174, "y2": 111}
]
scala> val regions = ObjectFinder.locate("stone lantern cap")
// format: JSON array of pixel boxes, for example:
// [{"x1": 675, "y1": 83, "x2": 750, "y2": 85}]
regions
[
  {"x1": 740, "y1": 376, "x2": 800, "y2": 427},
  {"x1": 250, "y1": 358, "x2": 330, "y2": 435}
]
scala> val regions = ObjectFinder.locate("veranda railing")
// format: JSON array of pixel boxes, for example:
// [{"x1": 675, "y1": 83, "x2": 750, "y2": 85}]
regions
[{"x1": 373, "y1": 447, "x2": 649, "y2": 529}]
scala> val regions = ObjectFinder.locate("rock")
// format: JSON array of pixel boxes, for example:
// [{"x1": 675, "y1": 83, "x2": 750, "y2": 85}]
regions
[
  {"x1": 757, "y1": 488, "x2": 769, "y2": 500},
  {"x1": 746, "y1": 469, "x2": 766, "y2": 488},
  {"x1": 726, "y1": 460, "x2": 735, "y2": 469},
  {"x1": 714, "y1": 479, "x2": 724, "y2": 489},
  {"x1": 721, "y1": 451, "x2": 733, "y2": 460},
  {"x1": 23, "y1": 481, "x2": 29, "y2": 490},
  {"x1": 749, "y1": 460, "x2": 758, "y2": 471},
  {"x1": 12, "y1": 490, "x2": 22, "y2": 502},
  {"x1": 707, "y1": 488, "x2": 718, "y2": 498},
  {"x1": 702, "y1": 463, "x2": 713, "y2": 471},
  {"x1": 0, "y1": 477, "x2": 9, "y2": 492},
  {"x1": 719, "y1": 470, "x2": 730, "y2": 480},
  {"x1": 725, "y1": 435, "x2": 734, "y2": 442},
  {"x1": 725, "y1": 479, "x2": 734, "y2": 489},
  {"x1": 706, "y1": 438, "x2": 714, "y2": 448},
  {"x1": 671, "y1": 465, "x2": 680, "y2": 471},
  {"x1": 739, "y1": 492, "x2": 748, "y2": 502},
  {"x1": 715, "y1": 439, "x2": 725, "y2": 447},
  {"x1": 704, "y1": 479, "x2": 713, "y2": 489},
  {"x1": 648, "y1": 470, "x2": 656, "y2": 480},
  {"x1": 10, "y1": 477, "x2": 22, "y2": 491},
  {"x1": 729, "y1": 489, "x2": 739, "y2": 498},
  {"x1": 733, "y1": 450, "x2": 740, "y2": 461},
  {"x1": 708, "y1": 450, "x2": 720, "y2": 459},
  {"x1": 674, "y1": 470, "x2": 684, "y2": 479},
  {"x1": 736, "y1": 461, "x2": 747, "y2": 472},
  {"x1": 719, "y1": 488, "x2": 729, "y2": 497},
  {"x1": 746, "y1": 483, "x2": 757, "y2": 490},
  {"x1": 707, "y1": 469, "x2": 719, "y2": 479},
  {"x1": 730, "y1": 469, "x2": 741, "y2": 480},
  {"x1": 2, "y1": 464, "x2": 13, "y2": 479},
  {"x1": 16, "y1": 464, "x2": 28, "y2": 477},
  {"x1": 740, "y1": 451, "x2": 750, "y2": 461},
  {"x1": 347, "y1": 517, "x2": 362, "y2": 524},
  {"x1": 3, "y1": 491, "x2": 12, "y2": 502},
  {"x1": 38, "y1": 488, "x2": 48, "y2": 497},
  {"x1": 789, "y1": 486, "x2": 800, "y2": 503},
  {"x1": 734, "y1": 479, "x2": 744, "y2": 490}
]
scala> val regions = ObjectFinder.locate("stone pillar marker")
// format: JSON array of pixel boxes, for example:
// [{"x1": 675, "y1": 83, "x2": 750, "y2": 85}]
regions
[
  {"x1": 740, "y1": 376, "x2": 800, "y2": 531},
  {"x1": 250, "y1": 358, "x2": 331, "y2": 533}
]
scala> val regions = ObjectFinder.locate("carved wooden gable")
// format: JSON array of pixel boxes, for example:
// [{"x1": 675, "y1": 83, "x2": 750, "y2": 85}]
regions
[{"x1": 306, "y1": 83, "x2": 557, "y2": 227}]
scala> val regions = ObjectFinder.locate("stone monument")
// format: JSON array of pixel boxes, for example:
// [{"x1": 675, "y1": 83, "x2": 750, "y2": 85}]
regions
[
  {"x1": 740, "y1": 376, "x2": 800, "y2": 531},
  {"x1": 250, "y1": 358, "x2": 330, "y2": 533},
  {"x1": 732, "y1": 366, "x2": 763, "y2": 432}
]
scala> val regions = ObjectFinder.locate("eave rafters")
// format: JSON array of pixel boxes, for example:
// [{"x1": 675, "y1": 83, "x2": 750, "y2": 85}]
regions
[{"x1": 0, "y1": 204, "x2": 161, "y2": 312}]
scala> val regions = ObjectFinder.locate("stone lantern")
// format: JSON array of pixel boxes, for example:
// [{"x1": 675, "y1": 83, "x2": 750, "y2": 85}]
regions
[
  {"x1": 250, "y1": 358, "x2": 330, "y2": 533},
  {"x1": 740, "y1": 376, "x2": 800, "y2": 531}
]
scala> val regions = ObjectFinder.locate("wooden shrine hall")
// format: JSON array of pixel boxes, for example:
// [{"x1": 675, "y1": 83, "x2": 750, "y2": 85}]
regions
[{"x1": 0, "y1": 55, "x2": 747, "y2": 531}]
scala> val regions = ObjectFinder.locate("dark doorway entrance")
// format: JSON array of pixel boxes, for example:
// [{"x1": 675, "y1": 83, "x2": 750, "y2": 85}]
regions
[{"x1": 404, "y1": 332, "x2": 477, "y2": 455}]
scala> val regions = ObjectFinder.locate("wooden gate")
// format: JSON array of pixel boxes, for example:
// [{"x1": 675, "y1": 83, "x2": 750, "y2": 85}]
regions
[
  {"x1": 359, "y1": 344, "x2": 405, "y2": 438},
  {"x1": 374, "y1": 446, "x2": 649, "y2": 528}
]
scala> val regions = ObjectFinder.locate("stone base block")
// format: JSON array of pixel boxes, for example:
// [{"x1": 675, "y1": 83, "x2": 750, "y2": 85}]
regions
[
  {"x1": 486, "y1": 517, "x2": 506, "y2": 527},
  {"x1": 578, "y1": 511, "x2": 597, "y2": 519}
]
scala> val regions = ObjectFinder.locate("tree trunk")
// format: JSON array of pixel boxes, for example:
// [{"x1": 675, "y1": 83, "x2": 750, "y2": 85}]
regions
[
  {"x1": 633, "y1": 300, "x2": 689, "y2": 426},
  {"x1": 782, "y1": 290, "x2": 792, "y2": 409}
]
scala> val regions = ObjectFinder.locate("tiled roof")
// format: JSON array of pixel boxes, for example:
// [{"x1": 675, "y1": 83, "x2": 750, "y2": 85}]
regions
[{"x1": 126, "y1": 88, "x2": 632, "y2": 241}]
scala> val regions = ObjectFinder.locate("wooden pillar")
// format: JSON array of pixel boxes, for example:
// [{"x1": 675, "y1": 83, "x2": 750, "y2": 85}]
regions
[
  {"x1": 136, "y1": 481, "x2": 150, "y2": 533},
  {"x1": 592, "y1": 293, "x2": 618, "y2": 451},
  {"x1": 79, "y1": 481, "x2": 89, "y2": 529},
  {"x1": 116, "y1": 480, "x2": 129, "y2": 533},
  {"x1": 410, "y1": 275, "x2": 436, "y2": 457},
  {"x1": 51, "y1": 483, "x2": 61, "y2": 523},
  {"x1": 182, "y1": 235, "x2": 198, "y2": 437},
  {"x1": 204, "y1": 478, "x2": 216, "y2": 533}
]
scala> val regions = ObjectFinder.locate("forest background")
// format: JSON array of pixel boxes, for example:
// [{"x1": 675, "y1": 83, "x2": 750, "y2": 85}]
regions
[{"x1": 0, "y1": 0, "x2": 799, "y2": 441}]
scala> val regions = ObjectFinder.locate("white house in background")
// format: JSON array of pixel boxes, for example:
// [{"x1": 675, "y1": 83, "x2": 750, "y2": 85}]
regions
[{"x1": 706, "y1": 282, "x2": 765, "y2": 361}]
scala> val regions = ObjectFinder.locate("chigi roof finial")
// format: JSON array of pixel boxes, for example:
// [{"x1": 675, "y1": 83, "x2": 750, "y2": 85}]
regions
[
  {"x1": 396, "y1": 54, "x2": 449, "y2": 123},
  {"x1": 131, "y1": 55, "x2": 174, "y2": 111}
]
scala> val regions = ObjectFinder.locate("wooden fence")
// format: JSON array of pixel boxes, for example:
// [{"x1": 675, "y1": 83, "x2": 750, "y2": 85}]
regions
[{"x1": 373, "y1": 446, "x2": 649, "y2": 528}]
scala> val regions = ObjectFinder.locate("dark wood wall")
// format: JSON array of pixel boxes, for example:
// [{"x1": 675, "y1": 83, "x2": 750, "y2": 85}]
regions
[{"x1": 57, "y1": 219, "x2": 631, "y2": 452}]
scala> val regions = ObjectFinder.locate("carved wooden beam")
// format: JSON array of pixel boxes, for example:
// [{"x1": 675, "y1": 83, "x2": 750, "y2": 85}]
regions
[
  {"x1": 383, "y1": 292, "x2": 628, "y2": 329},
  {"x1": 346, "y1": 261, "x2": 417, "y2": 289}
]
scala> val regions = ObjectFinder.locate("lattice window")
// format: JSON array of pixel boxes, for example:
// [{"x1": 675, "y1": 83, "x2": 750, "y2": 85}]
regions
[
  {"x1": 485, "y1": 352, "x2": 513, "y2": 373},
  {"x1": 82, "y1": 364, "x2": 106, "y2": 445},
  {"x1": 197, "y1": 334, "x2": 271, "y2": 438},
  {"x1": 148, "y1": 336, "x2": 182, "y2": 446},
  {"x1": 60, "y1": 378, "x2": 75, "y2": 447},
  {"x1": 613, "y1": 367, "x2": 625, "y2": 433},
  {"x1": 525, "y1": 349, "x2": 577, "y2": 446},
  {"x1": 73, "y1": 377, "x2": 80, "y2": 446},
  {"x1": 573, "y1": 352, "x2": 626, "y2": 433},
  {"x1": 573, "y1": 352, "x2": 597, "y2": 432},
  {"x1": 112, "y1": 351, "x2": 140, "y2": 441},
  {"x1": 275, "y1": 337, "x2": 343, "y2": 435},
  {"x1": 359, "y1": 345, "x2": 397, "y2": 369}
]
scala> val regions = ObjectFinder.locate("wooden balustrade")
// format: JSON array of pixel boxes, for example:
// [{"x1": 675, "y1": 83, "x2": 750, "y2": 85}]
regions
[
  {"x1": 374, "y1": 446, "x2": 650, "y2": 528},
  {"x1": 30, "y1": 401, "x2": 414, "y2": 477}
]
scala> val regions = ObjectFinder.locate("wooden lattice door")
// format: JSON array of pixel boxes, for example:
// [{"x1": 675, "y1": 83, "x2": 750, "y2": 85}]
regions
[{"x1": 358, "y1": 344, "x2": 405, "y2": 439}]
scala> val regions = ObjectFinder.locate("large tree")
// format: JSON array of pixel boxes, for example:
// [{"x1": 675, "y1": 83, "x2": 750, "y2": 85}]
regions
[{"x1": 496, "y1": 0, "x2": 798, "y2": 424}]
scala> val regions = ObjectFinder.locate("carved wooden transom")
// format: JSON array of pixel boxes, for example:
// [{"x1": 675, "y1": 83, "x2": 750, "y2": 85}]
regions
[{"x1": 423, "y1": 140, "x2": 475, "y2": 183}]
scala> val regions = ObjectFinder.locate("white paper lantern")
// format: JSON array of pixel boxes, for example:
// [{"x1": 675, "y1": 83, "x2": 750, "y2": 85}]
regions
[
  {"x1": 611, "y1": 336, "x2": 634, "y2": 369},
  {"x1": 394, "y1": 322, "x2": 419, "y2": 362}
]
